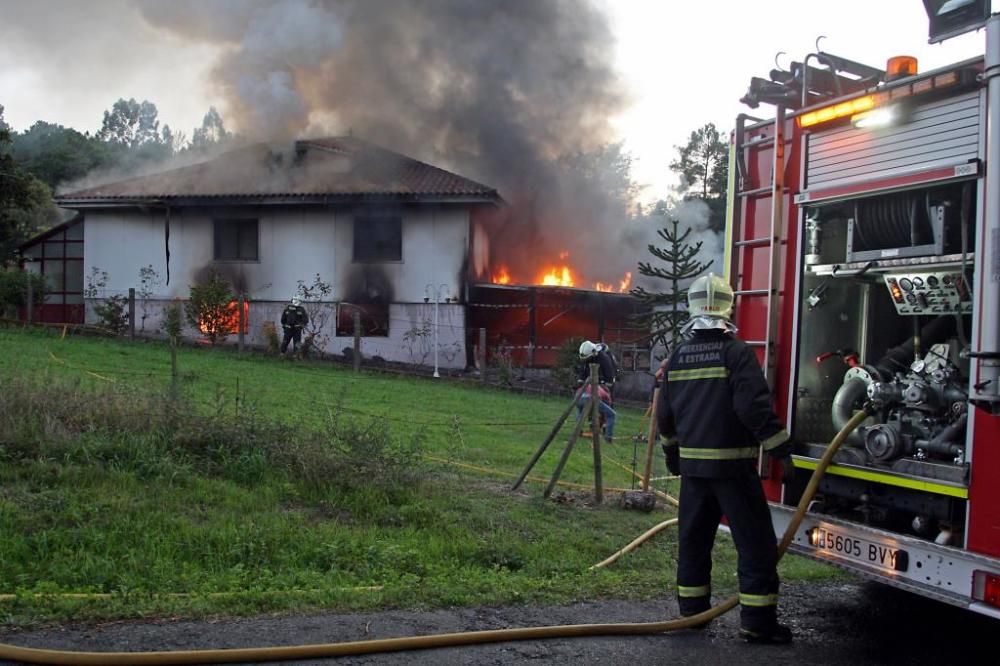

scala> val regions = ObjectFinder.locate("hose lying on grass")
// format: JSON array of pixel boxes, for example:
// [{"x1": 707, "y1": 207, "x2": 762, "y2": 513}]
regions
[{"x1": 0, "y1": 408, "x2": 872, "y2": 665}]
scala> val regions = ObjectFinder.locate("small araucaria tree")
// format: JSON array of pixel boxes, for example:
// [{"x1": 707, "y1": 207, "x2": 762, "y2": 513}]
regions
[
  {"x1": 185, "y1": 269, "x2": 234, "y2": 345},
  {"x1": 630, "y1": 218, "x2": 714, "y2": 349}
]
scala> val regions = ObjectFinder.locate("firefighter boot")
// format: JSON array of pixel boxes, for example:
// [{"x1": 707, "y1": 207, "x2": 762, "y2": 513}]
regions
[
  {"x1": 677, "y1": 593, "x2": 712, "y2": 630},
  {"x1": 739, "y1": 623, "x2": 793, "y2": 645}
]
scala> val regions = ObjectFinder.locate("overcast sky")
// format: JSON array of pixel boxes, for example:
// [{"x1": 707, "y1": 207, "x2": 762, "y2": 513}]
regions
[{"x1": 0, "y1": 0, "x2": 988, "y2": 203}]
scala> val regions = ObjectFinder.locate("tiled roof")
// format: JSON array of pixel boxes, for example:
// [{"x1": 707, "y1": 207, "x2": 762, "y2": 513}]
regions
[{"x1": 56, "y1": 136, "x2": 499, "y2": 204}]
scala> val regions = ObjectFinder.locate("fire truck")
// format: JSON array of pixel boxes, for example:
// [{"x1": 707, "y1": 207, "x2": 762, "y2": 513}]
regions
[{"x1": 729, "y1": 3, "x2": 1000, "y2": 616}]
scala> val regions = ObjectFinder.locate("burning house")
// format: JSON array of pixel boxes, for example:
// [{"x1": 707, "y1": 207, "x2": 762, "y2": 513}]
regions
[{"x1": 39, "y1": 136, "x2": 651, "y2": 370}]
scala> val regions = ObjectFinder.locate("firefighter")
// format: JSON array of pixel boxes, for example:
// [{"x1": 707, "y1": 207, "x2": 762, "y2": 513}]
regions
[
  {"x1": 577, "y1": 340, "x2": 619, "y2": 438},
  {"x1": 280, "y1": 296, "x2": 309, "y2": 355},
  {"x1": 576, "y1": 340, "x2": 617, "y2": 386},
  {"x1": 656, "y1": 273, "x2": 795, "y2": 644}
]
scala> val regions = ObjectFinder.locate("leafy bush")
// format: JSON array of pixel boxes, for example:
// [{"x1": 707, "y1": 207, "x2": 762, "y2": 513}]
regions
[
  {"x1": 553, "y1": 336, "x2": 585, "y2": 389},
  {"x1": 294, "y1": 273, "x2": 335, "y2": 357},
  {"x1": 185, "y1": 269, "x2": 234, "y2": 344},
  {"x1": 84, "y1": 267, "x2": 129, "y2": 334},
  {"x1": 0, "y1": 269, "x2": 47, "y2": 317}
]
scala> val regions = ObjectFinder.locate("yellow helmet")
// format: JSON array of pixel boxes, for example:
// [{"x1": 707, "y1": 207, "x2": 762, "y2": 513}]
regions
[{"x1": 687, "y1": 273, "x2": 734, "y2": 319}]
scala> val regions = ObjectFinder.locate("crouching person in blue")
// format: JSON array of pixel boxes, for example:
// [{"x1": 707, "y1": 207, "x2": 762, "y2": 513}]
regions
[
  {"x1": 576, "y1": 382, "x2": 616, "y2": 444},
  {"x1": 657, "y1": 273, "x2": 796, "y2": 644}
]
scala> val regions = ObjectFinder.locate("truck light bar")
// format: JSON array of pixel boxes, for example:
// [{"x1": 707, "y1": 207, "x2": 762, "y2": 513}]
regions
[
  {"x1": 799, "y1": 96, "x2": 875, "y2": 128},
  {"x1": 798, "y1": 69, "x2": 967, "y2": 129}
]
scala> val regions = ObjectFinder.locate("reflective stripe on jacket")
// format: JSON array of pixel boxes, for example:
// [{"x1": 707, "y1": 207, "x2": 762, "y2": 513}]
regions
[{"x1": 656, "y1": 329, "x2": 789, "y2": 478}]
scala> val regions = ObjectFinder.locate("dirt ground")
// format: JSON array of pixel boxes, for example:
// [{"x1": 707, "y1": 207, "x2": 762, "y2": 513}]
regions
[{"x1": 0, "y1": 578, "x2": 996, "y2": 665}]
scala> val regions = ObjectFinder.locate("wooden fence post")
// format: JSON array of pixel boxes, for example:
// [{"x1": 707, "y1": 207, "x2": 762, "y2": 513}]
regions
[
  {"x1": 590, "y1": 362, "x2": 603, "y2": 504},
  {"x1": 353, "y1": 310, "x2": 361, "y2": 372},
  {"x1": 128, "y1": 288, "x2": 136, "y2": 340},
  {"x1": 25, "y1": 276, "x2": 34, "y2": 325},
  {"x1": 642, "y1": 387, "x2": 661, "y2": 490},
  {"x1": 237, "y1": 293, "x2": 245, "y2": 353},
  {"x1": 479, "y1": 327, "x2": 487, "y2": 383}
]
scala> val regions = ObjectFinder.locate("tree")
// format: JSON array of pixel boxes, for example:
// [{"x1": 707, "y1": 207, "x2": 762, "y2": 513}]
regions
[
  {"x1": 98, "y1": 98, "x2": 160, "y2": 148},
  {"x1": 11, "y1": 121, "x2": 112, "y2": 189},
  {"x1": 98, "y1": 98, "x2": 173, "y2": 164},
  {"x1": 190, "y1": 107, "x2": 231, "y2": 151},
  {"x1": 670, "y1": 123, "x2": 729, "y2": 231},
  {"x1": 630, "y1": 218, "x2": 714, "y2": 349},
  {"x1": 0, "y1": 106, "x2": 58, "y2": 260}
]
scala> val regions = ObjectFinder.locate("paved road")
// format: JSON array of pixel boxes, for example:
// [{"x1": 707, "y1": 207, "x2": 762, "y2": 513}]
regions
[{"x1": 0, "y1": 579, "x2": 995, "y2": 665}]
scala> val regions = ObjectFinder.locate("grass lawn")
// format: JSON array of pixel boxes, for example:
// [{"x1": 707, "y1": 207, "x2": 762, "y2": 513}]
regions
[{"x1": 0, "y1": 326, "x2": 841, "y2": 626}]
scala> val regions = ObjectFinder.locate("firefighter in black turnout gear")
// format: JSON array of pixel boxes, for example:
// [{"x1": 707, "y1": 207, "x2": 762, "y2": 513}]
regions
[
  {"x1": 576, "y1": 340, "x2": 618, "y2": 386},
  {"x1": 657, "y1": 273, "x2": 795, "y2": 644},
  {"x1": 280, "y1": 296, "x2": 309, "y2": 355}
]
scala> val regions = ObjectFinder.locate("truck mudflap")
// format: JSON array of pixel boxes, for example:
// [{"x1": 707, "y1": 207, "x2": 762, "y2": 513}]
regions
[{"x1": 770, "y1": 503, "x2": 1000, "y2": 619}]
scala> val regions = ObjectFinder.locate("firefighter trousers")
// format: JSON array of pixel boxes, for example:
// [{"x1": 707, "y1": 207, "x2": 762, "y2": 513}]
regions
[
  {"x1": 281, "y1": 327, "x2": 302, "y2": 353},
  {"x1": 676, "y1": 471, "x2": 780, "y2": 632}
]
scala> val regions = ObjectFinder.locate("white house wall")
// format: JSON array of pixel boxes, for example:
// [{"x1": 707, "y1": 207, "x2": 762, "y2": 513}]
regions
[
  {"x1": 333, "y1": 207, "x2": 468, "y2": 303},
  {"x1": 81, "y1": 204, "x2": 471, "y2": 368}
]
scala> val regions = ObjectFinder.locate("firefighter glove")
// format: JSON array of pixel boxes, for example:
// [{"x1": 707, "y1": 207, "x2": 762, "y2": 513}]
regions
[
  {"x1": 662, "y1": 443, "x2": 680, "y2": 476},
  {"x1": 776, "y1": 455, "x2": 796, "y2": 483}
]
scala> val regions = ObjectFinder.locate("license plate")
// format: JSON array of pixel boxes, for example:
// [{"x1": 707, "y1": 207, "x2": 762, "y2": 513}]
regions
[{"x1": 810, "y1": 526, "x2": 909, "y2": 573}]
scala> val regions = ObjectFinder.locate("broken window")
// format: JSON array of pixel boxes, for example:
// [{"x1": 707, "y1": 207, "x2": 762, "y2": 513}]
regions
[
  {"x1": 214, "y1": 219, "x2": 259, "y2": 261},
  {"x1": 336, "y1": 303, "x2": 390, "y2": 337},
  {"x1": 353, "y1": 217, "x2": 402, "y2": 262}
]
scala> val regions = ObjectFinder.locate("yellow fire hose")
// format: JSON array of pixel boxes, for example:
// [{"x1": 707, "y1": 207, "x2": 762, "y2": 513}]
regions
[{"x1": 0, "y1": 409, "x2": 871, "y2": 664}]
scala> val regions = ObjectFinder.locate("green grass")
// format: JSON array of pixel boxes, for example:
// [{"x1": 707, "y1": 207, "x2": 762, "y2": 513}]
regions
[{"x1": 0, "y1": 326, "x2": 842, "y2": 626}]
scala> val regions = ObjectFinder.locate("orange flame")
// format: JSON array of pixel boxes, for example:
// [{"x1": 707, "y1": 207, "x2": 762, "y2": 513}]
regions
[
  {"x1": 489, "y1": 257, "x2": 632, "y2": 294},
  {"x1": 198, "y1": 300, "x2": 249, "y2": 335},
  {"x1": 539, "y1": 265, "x2": 575, "y2": 287}
]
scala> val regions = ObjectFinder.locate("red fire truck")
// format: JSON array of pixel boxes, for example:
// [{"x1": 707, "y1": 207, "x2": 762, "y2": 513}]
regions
[{"x1": 729, "y1": 4, "x2": 1000, "y2": 616}]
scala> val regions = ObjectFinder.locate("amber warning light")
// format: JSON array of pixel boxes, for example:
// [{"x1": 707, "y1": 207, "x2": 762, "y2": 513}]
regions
[
  {"x1": 798, "y1": 62, "x2": 965, "y2": 130},
  {"x1": 886, "y1": 55, "x2": 918, "y2": 81}
]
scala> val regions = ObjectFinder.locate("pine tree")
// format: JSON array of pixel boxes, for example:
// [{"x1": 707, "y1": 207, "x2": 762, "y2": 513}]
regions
[{"x1": 630, "y1": 218, "x2": 714, "y2": 349}]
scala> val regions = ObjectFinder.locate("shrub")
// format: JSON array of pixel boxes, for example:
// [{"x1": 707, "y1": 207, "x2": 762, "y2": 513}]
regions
[
  {"x1": 185, "y1": 269, "x2": 234, "y2": 345},
  {"x1": 553, "y1": 336, "x2": 585, "y2": 389},
  {"x1": 137, "y1": 265, "x2": 162, "y2": 332},
  {"x1": 84, "y1": 267, "x2": 129, "y2": 334},
  {"x1": 0, "y1": 269, "x2": 47, "y2": 317}
]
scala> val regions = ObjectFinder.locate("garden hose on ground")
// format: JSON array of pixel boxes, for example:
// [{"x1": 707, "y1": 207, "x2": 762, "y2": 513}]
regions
[{"x1": 0, "y1": 408, "x2": 872, "y2": 665}]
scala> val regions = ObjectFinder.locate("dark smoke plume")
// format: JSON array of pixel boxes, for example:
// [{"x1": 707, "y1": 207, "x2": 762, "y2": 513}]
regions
[{"x1": 134, "y1": 0, "x2": 640, "y2": 284}]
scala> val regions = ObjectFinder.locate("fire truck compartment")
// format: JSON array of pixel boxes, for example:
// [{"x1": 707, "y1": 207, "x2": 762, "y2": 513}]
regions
[{"x1": 788, "y1": 180, "x2": 976, "y2": 544}]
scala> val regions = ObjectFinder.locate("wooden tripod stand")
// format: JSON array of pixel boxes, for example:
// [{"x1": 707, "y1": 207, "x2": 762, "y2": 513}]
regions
[{"x1": 511, "y1": 363, "x2": 605, "y2": 504}]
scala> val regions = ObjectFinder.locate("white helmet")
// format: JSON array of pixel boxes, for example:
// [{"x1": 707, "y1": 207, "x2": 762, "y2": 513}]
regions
[
  {"x1": 291, "y1": 297, "x2": 301, "y2": 307},
  {"x1": 579, "y1": 340, "x2": 598, "y2": 360},
  {"x1": 687, "y1": 273, "x2": 734, "y2": 319}
]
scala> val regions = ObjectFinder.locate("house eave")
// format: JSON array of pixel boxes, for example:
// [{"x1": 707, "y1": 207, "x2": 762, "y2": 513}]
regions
[{"x1": 55, "y1": 192, "x2": 502, "y2": 210}]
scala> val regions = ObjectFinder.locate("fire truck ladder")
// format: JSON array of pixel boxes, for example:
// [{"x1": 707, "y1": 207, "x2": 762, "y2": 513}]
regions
[{"x1": 730, "y1": 108, "x2": 787, "y2": 388}]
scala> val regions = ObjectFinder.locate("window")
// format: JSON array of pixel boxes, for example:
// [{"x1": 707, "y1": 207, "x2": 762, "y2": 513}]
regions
[
  {"x1": 353, "y1": 217, "x2": 401, "y2": 262},
  {"x1": 336, "y1": 303, "x2": 390, "y2": 337},
  {"x1": 214, "y1": 219, "x2": 259, "y2": 261}
]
